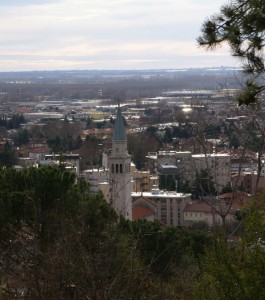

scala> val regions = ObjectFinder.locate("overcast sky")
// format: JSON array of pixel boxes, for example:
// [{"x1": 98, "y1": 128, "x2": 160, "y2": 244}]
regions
[{"x1": 0, "y1": 0, "x2": 236, "y2": 71}]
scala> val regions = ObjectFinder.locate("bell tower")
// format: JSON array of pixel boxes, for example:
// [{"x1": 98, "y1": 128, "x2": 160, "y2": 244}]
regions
[{"x1": 108, "y1": 102, "x2": 132, "y2": 220}]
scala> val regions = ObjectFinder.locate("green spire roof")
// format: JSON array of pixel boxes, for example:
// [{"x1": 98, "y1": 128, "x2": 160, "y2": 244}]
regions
[{"x1": 113, "y1": 103, "x2": 127, "y2": 141}]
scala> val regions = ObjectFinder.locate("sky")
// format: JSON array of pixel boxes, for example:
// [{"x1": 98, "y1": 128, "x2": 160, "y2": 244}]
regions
[{"x1": 0, "y1": 0, "x2": 237, "y2": 71}]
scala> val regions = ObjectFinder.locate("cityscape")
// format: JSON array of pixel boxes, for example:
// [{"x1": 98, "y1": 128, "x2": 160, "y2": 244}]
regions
[
  {"x1": 0, "y1": 66, "x2": 264, "y2": 298},
  {"x1": 0, "y1": 67, "x2": 259, "y2": 229},
  {"x1": 1, "y1": 0, "x2": 265, "y2": 299}
]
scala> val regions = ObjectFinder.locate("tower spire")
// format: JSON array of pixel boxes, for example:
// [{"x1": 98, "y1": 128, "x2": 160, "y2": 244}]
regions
[{"x1": 113, "y1": 101, "x2": 126, "y2": 141}]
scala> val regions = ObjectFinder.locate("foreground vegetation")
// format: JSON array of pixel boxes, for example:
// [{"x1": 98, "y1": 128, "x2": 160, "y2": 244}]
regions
[{"x1": 0, "y1": 166, "x2": 265, "y2": 299}]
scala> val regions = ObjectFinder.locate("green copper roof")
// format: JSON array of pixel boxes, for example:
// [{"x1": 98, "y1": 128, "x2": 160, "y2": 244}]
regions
[{"x1": 113, "y1": 104, "x2": 127, "y2": 141}]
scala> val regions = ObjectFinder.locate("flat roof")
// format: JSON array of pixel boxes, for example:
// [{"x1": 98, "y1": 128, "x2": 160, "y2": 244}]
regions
[
  {"x1": 132, "y1": 190, "x2": 191, "y2": 199},
  {"x1": 192, "y1": 153, "x2": 230, "y2": 158}
]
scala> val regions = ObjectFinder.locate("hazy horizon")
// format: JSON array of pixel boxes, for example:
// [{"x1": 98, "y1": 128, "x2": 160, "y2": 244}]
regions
[
  {"x1": 0, "y1": 0, "x2": 237, "y2": 72},
  {"x1": 0, "y1": 66, "x2": 241, "y2": 74}
]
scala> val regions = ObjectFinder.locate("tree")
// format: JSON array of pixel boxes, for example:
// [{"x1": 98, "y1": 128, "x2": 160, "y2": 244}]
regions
[
  {"x1": 198, "y1": 0, "x2": 265, "y2": 105},
  {"x1": 0, "y1": 142, "x2": 17, "y2": 167},
  {"x1": 86, "y1": 116, "x2": 93, "y2": 128},
  {"x1": 145, "y1": 126, "x2": 158, "y2": 137},
  {"x1": 0, "y1": 167, "x2": 27, "y2": 238},
  {"x1": 204, "y1": 123, "x2": 221, "y2": 139},
  {"x1": 74, "y1": 135, "x2": 83, "y2": 150},
  {"x1": 0, "y1": 166, "x2": 206, "y2": 299},
  {"x1": 78, "y1": 135, "x2": 103, "y2": 168},
  {"x1": 229, "y1": 132, "x2": 240, "y2": 148},
  {"x1": 193, "y1": 194, "x2": 265, "y2": 299},
  {"x1": 128, "y1": 133, "x2": 161, "y2": 169},
  {"x1": 14, "y1": 129, "x2": 30, "y2": 147},
  {"x1": 0, "y1": 116, "x2": 7, "y2": 127},
  {"x1": 47, "y1": 135, "x2": 62, "y2": 152},
  {"x1": 193, "y1": 169, "x2": 217, "y2": 198},
  {"x1": 6, "y1": 114, "x2": 25, "y2": 129},
  {"x1": 163, "y1": 127, "x2": 173, "y2": 143}
]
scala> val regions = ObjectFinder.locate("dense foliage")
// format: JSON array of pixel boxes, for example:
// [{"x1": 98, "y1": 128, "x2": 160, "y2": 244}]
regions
[
  {"x1": 194, "y1": 195, "x2": 265, "y2": 299},
  {"x1": 0, "y1": 142, "x2": 17, "y2": 167},
  {"x1": 1, "y1": 165, "x2": 265, "y2": 299},
  {"x1": 0, "y1": 166, "x2": 210, "y2": 299},
  {"x1": 0, "y1": 114, "x2": 25, "y2": 129}
]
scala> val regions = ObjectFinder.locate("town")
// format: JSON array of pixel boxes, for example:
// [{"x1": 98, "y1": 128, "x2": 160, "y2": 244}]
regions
[
  {"x1": 0, "y1": 68, "x2": 262, "y2": 231},
  {"x1": 1, "y1": 0, "x2": 265, "y2": 297}
]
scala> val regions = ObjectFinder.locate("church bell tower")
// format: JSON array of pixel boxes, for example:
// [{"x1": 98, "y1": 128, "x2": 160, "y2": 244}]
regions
[{"x1": 108, "y1": 102, "x2": 132, "y2": 220}]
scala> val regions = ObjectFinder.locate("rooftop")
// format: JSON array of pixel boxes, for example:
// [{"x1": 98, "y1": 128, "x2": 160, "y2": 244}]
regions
[
  {"x1": 132, "y1": 205, "x2": 156, "y2": 220},
  {"x1": 132, "y1": 189, "x2": 191, "y2": 199}
]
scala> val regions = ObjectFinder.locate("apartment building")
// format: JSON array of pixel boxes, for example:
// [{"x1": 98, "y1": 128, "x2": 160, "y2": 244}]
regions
[
  {"x1": 132, "y1": 169, "x2": 159, "y2": 192},
  {"x1": 44, "y1": 153, "x2": 81, "y2": 175},
  {"x1": 83, "y1": 168, "x2": 109, "y2": 193},
  {"x1": 132, "y1": 189, "x2": 191, "y2": 226},
  {"x1": 191, "y1": 153, "x2": 231, "y2": 193}
]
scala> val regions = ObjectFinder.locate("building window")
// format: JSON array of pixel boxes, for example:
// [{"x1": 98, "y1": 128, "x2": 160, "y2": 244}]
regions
[
  {"x1": 116, "y1": 164, "x2": 119, "y2": 173},
  {"x1": 120, "y1": 164, "x2": 123, "y2": 173}
]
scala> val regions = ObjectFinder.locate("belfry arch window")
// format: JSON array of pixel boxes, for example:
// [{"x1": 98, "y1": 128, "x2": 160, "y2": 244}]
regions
[
  {"x1": 116, "y1": 164, "x2": 119, "y2": 173},
  {"x1": 120, "y1": 164, "x2": 123, "y2": 173}
]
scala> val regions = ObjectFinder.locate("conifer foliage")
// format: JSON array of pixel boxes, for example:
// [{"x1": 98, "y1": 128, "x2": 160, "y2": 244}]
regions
[
  {"x1": 198, "y1": 0, "x2": 265, "y2": 105},
  {"x1": 0, "y1": 166, "x2": 206, "y2": 299}
]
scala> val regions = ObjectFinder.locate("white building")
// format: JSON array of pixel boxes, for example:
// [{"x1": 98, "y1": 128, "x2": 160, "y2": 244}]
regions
[
  {"x1": 43, "y1": 153, "x2": 81, "y2": 175},
  {"x1": 83, "y1": 168, "x2": 109, "y2": 193},
  {"x1": 107, "y1": 103, "x2": 132, "y2": 220},
  {"x1": 23, "y1": 112, "x2": 64, "y2": 121},
  {"x1": 132, "y1": 189, "x2": 191, "y2": 226},
  {"x1": 191, "y1": 153, "x2": 231, "y2": 193}
]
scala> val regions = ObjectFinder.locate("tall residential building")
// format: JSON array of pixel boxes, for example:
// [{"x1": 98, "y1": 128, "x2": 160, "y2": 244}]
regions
[
  {"x1": 108, "y1": 103, "x2": 132, "y2": 220},
  {"x1": 191, "y1": 153, "x2": 231, "y2": 193},
  {"x1": 132, "y1": 189, "x2": 191, "y2": 226}
]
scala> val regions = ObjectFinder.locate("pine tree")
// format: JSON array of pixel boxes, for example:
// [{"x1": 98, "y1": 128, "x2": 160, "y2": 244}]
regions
[{"x1": 198, "y1": 0, "x2": 265, "y2": 105}]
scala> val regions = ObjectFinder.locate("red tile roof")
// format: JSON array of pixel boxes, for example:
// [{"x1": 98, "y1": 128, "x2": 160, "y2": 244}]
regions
[
  {"x1": 184, "y1": 198, "x2": 250, "y2": 214},
  {"x1": 132, "y1": 205, "x2": 155, "y2": 221},
  {"x1": 184, "y1": 202, "x2": 213, "y2": 213}
]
